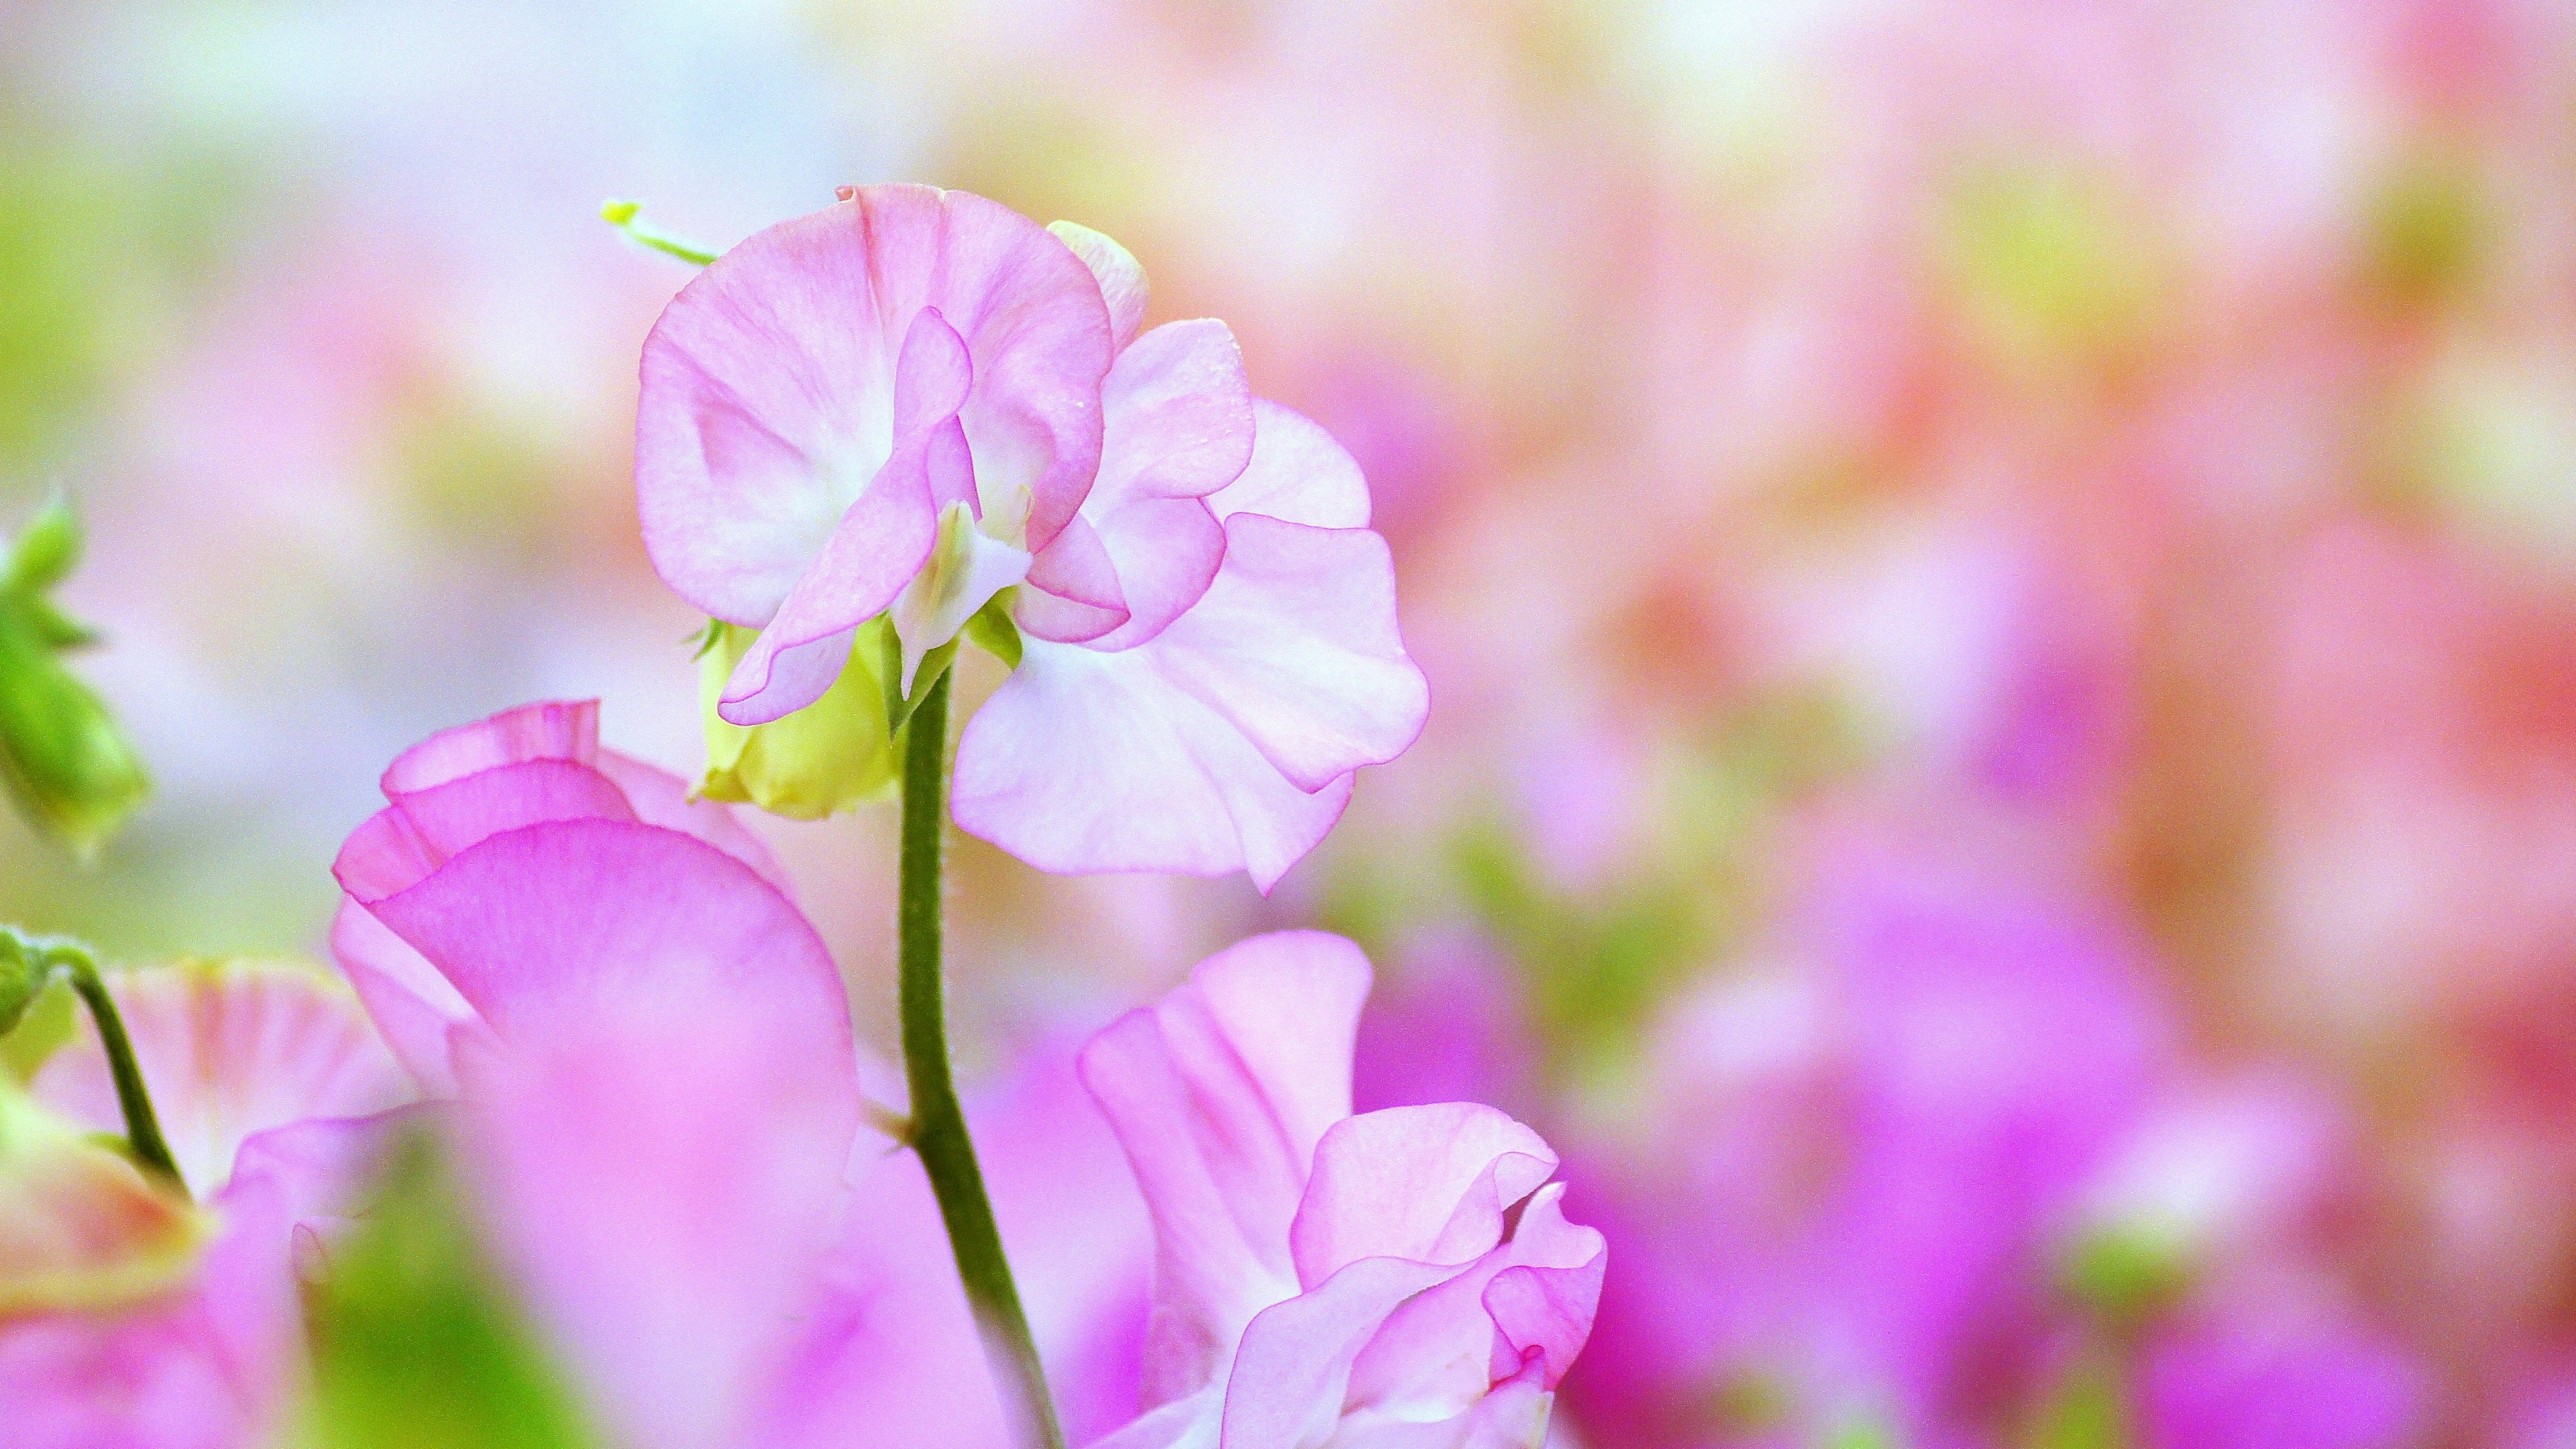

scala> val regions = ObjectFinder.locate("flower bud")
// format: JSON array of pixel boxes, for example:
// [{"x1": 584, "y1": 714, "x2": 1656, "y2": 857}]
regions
[{"x1": 696, "y1": 618, "x2": 897, "y2": 820}]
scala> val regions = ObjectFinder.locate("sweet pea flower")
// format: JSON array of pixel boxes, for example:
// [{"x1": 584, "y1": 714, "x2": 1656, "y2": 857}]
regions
[
  {"x1": 328, "y1": 701, "x2": 1153, "y2": 1448},
  {"x1": 1, "y1": 959, "x2": 411, "y2": 1448},
  {"x1": 635, "y1": 184, "x2": 1426, "y2": 890},
  {"x1": 1078, "y1": 931, "x2": 1605, "y2": 1448}
]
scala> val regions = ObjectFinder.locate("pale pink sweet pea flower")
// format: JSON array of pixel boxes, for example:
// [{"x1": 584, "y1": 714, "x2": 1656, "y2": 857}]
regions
[
  {"x1": 634, "y1": 186, "x2": 1426, "y2": 890},
  {"x1": 1, "y1": 961, "x2": 411, "y2": 1449},
  {"x1": 1077, "y1": 931, "x2": 1605, "y2": 1449}
]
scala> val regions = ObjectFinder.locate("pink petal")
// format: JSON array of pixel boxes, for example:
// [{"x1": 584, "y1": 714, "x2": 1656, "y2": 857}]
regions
[
  {"x1": 334, "y1": 761, "x2": 639, "y2": 904},
  {"x1": 371, "y1": 818, "x2": 857, "y2": 1449},
  {"x1": 592, "y1": 747, "x2": 792, "y2": 893},
  {"x1": 32, "y1": 961, "x2": 412, "y2": 1200},
  {"x1": 1338, "y1": 1183, "x2": 1599, "y2": 1425},
  {"x1": 1095, "y1": 321, "x2": 1254, "y2": 506},
  {"x1": 1050, "y1": 221, "x2": 1148, "y2": 351},
  {"x1": 1059, "y1": 321, "x2": 1250, "y2": 651},
  {"x1": 1019, "y1": 512, "x2": 1133, "y2": 643},
  {"x1": 364, "y1": 819, "x2": 849, "y2": 1060},
  {"x1": 1217, "y1": 1254, "x2": 1460, "y2": 1448},
  {"x1": 637, "y1": 186, "x2": 1110, "y2": 623},
  {"x1": 949, "y1": 637, "x2": 1356, "y2": 892},
  {"x1": 330, "y1": 898, "x2": 477, "y2": 1099},
  {"x1": 379, "y1": 699, "x2": 598, "y2": 797},
  {"x1": 1479, "y1": 1187, "x2": 1607, "y2": 1391},
  {"x1": 1289, "y1": 1104, "x2": 1556, "y2": 1287},
  {"x1": 454, "y1": 994, "x2": 857, "y2": 1449},
  {"x1": 1208, "y1": 400, "x2": 1371, "y2": 529},
  {"x1": 1077, "y1": 933, "x2": 1372, "y2": 1409},
  {"x1": 1066, "y1": 494, "x2": 1225, "y2": 653},
  {"x1": 1144, "y1": 513, "x2": 1428, "y2": 793}
]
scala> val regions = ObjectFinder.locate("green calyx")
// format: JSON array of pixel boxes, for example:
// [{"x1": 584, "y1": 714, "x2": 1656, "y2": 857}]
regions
[
  {"x1": 0, "y1": 494, "x2": 150, "y2": 858},
  {"x1": 694, "y1": 592, "x2": 1026, "y2": 822}
]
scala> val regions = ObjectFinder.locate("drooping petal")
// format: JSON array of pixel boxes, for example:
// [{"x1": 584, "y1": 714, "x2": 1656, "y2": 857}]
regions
[
  {"x1": 1050, "y1": 221, "x2": 1148, "y2": 351},
  {"x1": 1077, "y1": 934, "x2": 1370, "y2": 1409},
  {"x1": 1289, "y1": 1105, "x2": 1556, "y2": 1288},
  {"x1": 716, "y1": 463, "x2": 939, "y2": 724},
  {"x1": 637, "y1": 186, "x2": 1111, "y2": 623},
  {"x1": 1145, "y1": 513, "x2": 1428, "y2": 794},
  {"x1": 950, "y1": 637, "x2": 1356, "y2": 892},
  {"x1": 32, "y1": 960, "x2": 411, "y2": 1199},
  {"x1": 1208, "y1": 400, "x2": 1371, "y2": 529}
]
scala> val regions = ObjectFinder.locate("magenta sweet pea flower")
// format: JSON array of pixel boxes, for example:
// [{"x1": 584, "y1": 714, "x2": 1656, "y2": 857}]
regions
[
  {"x1": 634, "y1": 186, "x2": 1426, "y2": 890},
  {"x1": 329, "y1": 702, "x2": 1156, "y2": 1449},
  {"x1": 1077, "y1": 931, "x2": 1605, "y2": 1448},
  {"x1": 1, "y1": 960, "x2": 411, "y2": 1448},
  {"x1": 329, "y1": 698, "x2": 791, "y2": 1099}
]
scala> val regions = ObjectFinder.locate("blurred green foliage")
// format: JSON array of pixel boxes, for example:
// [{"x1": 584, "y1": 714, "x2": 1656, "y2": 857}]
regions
[
  {"x1": 0, "y1": 496, "x2": 150, "y2": 857},
  {"x1": 298, "y1": 1130, "x2": 600, "y2": 1449}
]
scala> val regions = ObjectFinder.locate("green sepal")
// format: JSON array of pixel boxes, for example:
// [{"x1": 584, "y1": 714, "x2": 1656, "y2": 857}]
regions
[
  {"x1": 881, "y1": 623, "x2": 959, "y2": 739},
  {"x1": 0, "y1": 930, "x2": 48, "y2": 1038},
  {"x1": 2, "y1": 493, "x2": 79, "y2": 594},
  {"x1": 0, "y1": 981, "x2": 76, "y2": 1084},
  {"x1": 696, "y1": 618, "x2": 896, "y2": 820},
  {"x1": 963, "y1": 589, "x2": 1023, "y2": 669}
]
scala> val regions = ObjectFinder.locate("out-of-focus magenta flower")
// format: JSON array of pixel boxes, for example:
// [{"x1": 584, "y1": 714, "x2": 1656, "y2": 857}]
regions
[
  {"x1": 1568, "y1": 855, "x2": 2168, "y2": 1446},
  {"x1": 2140, "y1": 1303, "x2": 2428, "y2": 1449},
  {"x1": 1, "y1": 961, "x2": 411, "y2": 1448},
  {"x1": 328, "y1": 701, "x2": 1153, "y2": 1449},
  {"x1": 633, "y1": 185, "x2": 1426, "y2": 890},
  {"x1": 1077, "y1": 931, "x2": 1605, "y2": 1448},
  {"x1": 330, "y1": 700, "x2": 854, "y2": 1449},
  {"x1": 328, "y1": 698, "x2": 789, "y2": 1098}
]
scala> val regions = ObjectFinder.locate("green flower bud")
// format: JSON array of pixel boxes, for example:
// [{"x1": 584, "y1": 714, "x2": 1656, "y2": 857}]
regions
[
  {"x1": 0, "y1": 498, "x2": 150, "y2": 858},
  {"x1": 696, "y1": 617, "x2": 898, "y2": 820}
]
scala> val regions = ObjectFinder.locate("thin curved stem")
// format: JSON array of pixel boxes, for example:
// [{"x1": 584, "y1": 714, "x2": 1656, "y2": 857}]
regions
[
  {"x1": 896, "y1": 672, "x2": 1065, "y2": 1449},
  {"x1": 50, "y1": 945, "x2": 188, "y2": 1200}
]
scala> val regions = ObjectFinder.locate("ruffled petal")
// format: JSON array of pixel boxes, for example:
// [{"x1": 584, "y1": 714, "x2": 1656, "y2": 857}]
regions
[
  {"x1": 1218, "y1": 1254, "x2": 1459, "y2": 1448},
  {"x1": 1144, "y1": 513, "x2": 1428, "y2": 794},
  {"x1": 590, "y1": 747, "x2": 792, "y2": 893},
  {"x1": 1290, "y1": 1105, "x2": 1556, "y2": 1287},
  {"x1": 637, "y1": 186, "x2": 1111, "y2": 623},
  {"x1": 1209, "y1": 400, "x2": 1371, "y2": 529},
  {"x1": 949, "y1": 636, "x2": 1354, "y2": 891},
  {"x1": 379, "y1": 699, "x2": 598, "y2": 797},
  {"x1": 1077, "y1": 933, "x2": 1372, "y2": 1409}
]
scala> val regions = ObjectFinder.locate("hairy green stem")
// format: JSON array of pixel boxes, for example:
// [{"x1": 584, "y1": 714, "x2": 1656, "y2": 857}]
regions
[
  {"x1": 52, "y1": 946, "x2": 188, "y2": 1199},
  {"x1": 896, "y1": 672, "x2": 1064, "y2": 1449}
]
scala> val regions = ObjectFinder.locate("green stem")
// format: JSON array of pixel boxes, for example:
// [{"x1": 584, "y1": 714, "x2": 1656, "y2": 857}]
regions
[
  {"x1": 52, "y1": 947, "x2": 188, "y2": 1200},
  {"x1": 896, "y1": 672, "x2": 1064, "y2": 1449}
]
